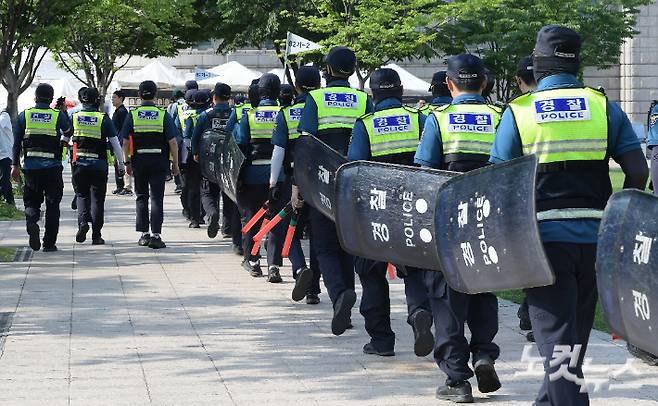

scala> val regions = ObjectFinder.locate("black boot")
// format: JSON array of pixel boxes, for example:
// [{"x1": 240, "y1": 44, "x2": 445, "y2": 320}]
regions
[{"x1": 435, "y1": 381, "x2": 473, "y2": 403}]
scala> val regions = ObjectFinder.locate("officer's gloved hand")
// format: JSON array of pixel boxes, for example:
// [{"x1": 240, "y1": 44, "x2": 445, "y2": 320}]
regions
[
  {"x1": 268, "y1": 184, "x2": 281, "y2": 203},
  {"x1": 291, "y1": 184, "x2": 304, "y2": 209}
]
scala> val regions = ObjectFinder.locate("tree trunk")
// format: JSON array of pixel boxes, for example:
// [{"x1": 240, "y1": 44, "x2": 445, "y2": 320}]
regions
[{"x1": 3, "y1": 72, "x2": 23, "y2": 125}]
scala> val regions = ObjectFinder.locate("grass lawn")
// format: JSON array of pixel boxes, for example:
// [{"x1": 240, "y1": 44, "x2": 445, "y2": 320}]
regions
[
  {"x1": 497, "y1": 290, "x2": 610, "y2": 333},
  {"x1": 0, "y1": 201, "x2": 23, "y2": 221},
  {"x1": 609, "y1": 168, "x2": 651, "y2": 192},
  {"x1": 0, "y1": 247, "x2": 17, "y2": 262}
]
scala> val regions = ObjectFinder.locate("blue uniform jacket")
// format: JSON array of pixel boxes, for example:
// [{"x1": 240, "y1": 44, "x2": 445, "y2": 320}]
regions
[
  {"x1": 119, "y1": 101, "x2": 178, "y2": 143},
  {"x1": 184, "y1": 107, "x2": 206, "y2": 140},
  {"x1": 647, "y1": 103, "x2": 658, "y2": 149},
  {"x1": 73, "y1": 105, "x2": 118, "y2": 171},
  {"x1": 13, "y1": 102, "x2": 72, "y2": 170},
  {"x1": 348, "y1": 98, "x2": 427, "y2": 161},
  {"x1": 414, "y1": 94, "x2": 487, "y2": 168},
  {"x1": 430, "y1": 96, "x2": 453, "y2": 106},
  {"x1": 297, "y1": 79, "x2": 375, "y2": 135},
  {"x1": 236, "y1": 99, "x2": 282, "y2": 185},
  {"x1": 490, "y1": 73, "x2": 642, "y2": 243},
  {"x1": 272, "y1": 93, "x2": 308, "y2": 148},
  {"x1": 191, "y1": 103, "x2": 233, "y2": 156}
]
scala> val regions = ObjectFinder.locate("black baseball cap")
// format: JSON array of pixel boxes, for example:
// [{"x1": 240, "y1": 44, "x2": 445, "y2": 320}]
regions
[
  {"x1": 516, "y1": 56, "x2": 534, "y2": 76},
  {"x1": 370, "y1": 68, "x2": 401, "y2": 90},
  {"x1": 429, "y1": 71, "x2": 448, "y2": 92},
  {"x1": 81, "y1": 87, "x2": 100, "y2": 104},
  {"x1": 324, "y1": 46, "x2": 357, "y2": 77},
  {"x1": 534, "y1": 25, "x2": 581, "y2": 61},
  {"x1": 35, "y1": 83, "x2": 54, "y2": 100},
  {"x1": 296, "y1": 66, "x2": 321, "y2": 91},
  {"x1": 446, "y1": 54, "x2": 485, "y2": 82},
  {"x1": 184, "y1": 89, "x2": 197, "y2": 103},
  {"x1": 138, "y1": 80, "x2": 157, "y2": 98},
  {"x1": 213, "y1": 83, "x2": 232, "y2": 99},
  {"x1": 185, "y1": 80, "x2": 199, "y2": 91}
]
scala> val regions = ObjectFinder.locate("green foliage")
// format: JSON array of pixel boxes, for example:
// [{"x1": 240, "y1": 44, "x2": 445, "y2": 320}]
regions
[
  {"x1": 0, "y1": 201, "x2": 23, "y2": 221},
  {"x1": 53, "y1": 0, "x2": 199, "y2": 95},
  {"x1": 302, "y1": 0, "x2": 437, "y2": 86},
  {"x1": 0, "y1": 247, "x2": 17, "y2": 262},
  {"x1": 430, "y1": 0, "x2": 651, "y2": 101}
]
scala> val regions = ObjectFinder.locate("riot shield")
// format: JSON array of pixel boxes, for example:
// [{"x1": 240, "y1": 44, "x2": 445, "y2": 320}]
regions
[
  {"x1": 434, "y1": 155, "x2": 554, "y2": 294},
  {"x1": 199, "y1": 130, "x2": 224, "y2": 185},
  {"x1": 218, "y1": 134, "x2": 246, "y2": 203},
  {"x1": 597, "y1": 190, "x2": 658, "y2": 356},
  {"x1": 293, "y1": 136, "x2": 347, "y2": 221},
  {"x1": 335, "y1": 161, "x2": 458, "y2": 270}
]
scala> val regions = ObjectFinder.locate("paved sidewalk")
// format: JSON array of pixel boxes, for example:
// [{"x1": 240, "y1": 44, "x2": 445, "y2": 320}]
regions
[{"x1": 0, "y1": 172, "x2": 657, "y2": 405}]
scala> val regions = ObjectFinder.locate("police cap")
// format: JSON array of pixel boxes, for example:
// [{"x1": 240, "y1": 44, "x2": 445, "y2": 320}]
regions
[
  {"x1": 516, "y1": 56, "x2": 534, "y2": 76},
  {"x1": 446, "y1": 54, "x2": 485, "y2": 83},
  {"x1": 324, "y1": 46, "x2": 357, "y2": 77},
  {"x1": 185, "y1": 89, "x2": 197, "y2": 103},
  {"x1": 258, "y1": 73, "x2": 281, "y2": 99},
  {"x1": 35, "y1": 83, "x2": 54, "y2": 101},
  {"x1": 296, "y1": 66, "x2": 321, "y2": 91},
  {"x1": 370, "y1": 68, "x2": 401, "y2": 90},
  {"x1": 185, "y1": 80, "x2": 199, "y2": 91},
  {"x1": 138, "y1": 80, "x2": 157, "y2": 98},
  {"x1": 213, "y1": 82, "x2": 232, "y2": 99},
  {"x1": 429, "y1": 71, "x2": 449, "y2": 93},
  {"x1": 280, "y1": 83, "x2": 295, "y2": 97},
  {"x1": 534, "y1": 25, "x2": 581, "y2": 61},
  {"x1": 482, "y1": 69, "x2": 495, "y2": 99},
  {"x1": 81, "y1": 87, "x2": 100, "y2": 104},
  {"x1": 194, "y1": 89, "x2": 211, "y2": 106}
]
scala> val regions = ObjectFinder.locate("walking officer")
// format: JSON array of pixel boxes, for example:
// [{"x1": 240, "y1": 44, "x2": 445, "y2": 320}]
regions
[
  {"x1": 420, "y1": 71, "x2": 452, "y2": 114},
  {"x1": 296, "y1": 46, "x2": 374, "y2": 335},
  {"x1": 182, "y1": 90, "x2": 209, "y2": 228},
  {"x1": 71, "y1": 87, "x2": 125, "y2": 245},
  {"x1": 491, "y1": 26, "x2": 648, "y2": 406},
  {"x1": 178, "y1": 89, "x2": 198, "y2": 220},
  {"x1": 235, "y1": 73, "x2": 285, "y2": 282},
  {"x1": 192, "y1": 83, "x2": 242, "y2": 255},
  {"x1": 121, "y1": 80, "x2": 180, "y2": 249},
  {"x1": 347, "y1": 68, "x2": 434, "y2": 357},
  {"x1": 414, "y1": 54, "x2": 503, "y2": 403},
  {"x1": 11, "y1": 83, "x2": 72, "y2": 252},
  {"x1": 269, "y1": 66, "x2": 322, "y2": 304}
]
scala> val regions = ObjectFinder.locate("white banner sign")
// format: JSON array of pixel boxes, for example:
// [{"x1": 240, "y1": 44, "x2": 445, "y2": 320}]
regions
[{"x1": 286, "y1": 32, "x2": 322, "y2": 56}]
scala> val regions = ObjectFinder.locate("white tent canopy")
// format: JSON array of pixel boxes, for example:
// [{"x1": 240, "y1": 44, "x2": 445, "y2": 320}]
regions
[
  {"x1": 118, "y1": 60, "x2": 186, "y2": 89},
  {"x1": 198, "y1": 61, "x2": 262, "y2": 92}
]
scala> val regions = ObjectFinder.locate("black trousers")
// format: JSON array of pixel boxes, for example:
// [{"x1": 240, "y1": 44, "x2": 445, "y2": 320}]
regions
[
  {"x1": 113, "y1": 158, "x2": 124, "y2": 190},
  {"x1": 355, "y1": 260, "x2": 430, "y2": 351},
  {"x1": 237, "y1": 184, "x2": 269, "y2": 262},
  {"x1": 201, "y1": 178, "x2": 220, "y2": 220},
  {"x1": 0, "y1": 157, "x2": 14, "y2": 204},
  {"x1": 23, "y1": 166, "x2": 63, "y2": 247},
  {"x1": 133, "y1": 157, "x2": 167, "y2": 234},
  {"x1": 423, "y1": 270, "x2": 500, "y2": 385},
  {"x1": 525, "y1": 242, "x2": 597, "y2": 406},
  {"x1": 181, "y1": 161, "x2": 201, "y2": 222},
  {"x1": 309, "y1": 207, "x2": 355, "y2": 305},
  {"x1": 73, "y1": 165, "x2": 108, "y2": 238}
]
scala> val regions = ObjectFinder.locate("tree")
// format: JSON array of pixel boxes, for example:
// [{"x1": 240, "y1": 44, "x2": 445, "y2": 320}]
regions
[
  {"x1": 302, "y1": 0, "x2": 437, "y2": 89},
  {"x1": 53, "y1": 0, "x2": 200, "y2": 101},
  {"x1": 213, "y1": 0, "x2": 318, "y2": 83},
  {"x1": 429, "y1": 0, "x2": 652, "y2": 102},
  {"x1": 0, "y1": 0, "x2": 77, "y2": 121}
]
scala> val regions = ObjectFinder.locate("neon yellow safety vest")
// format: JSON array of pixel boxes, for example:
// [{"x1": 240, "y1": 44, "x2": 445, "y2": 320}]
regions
[
  {"x1": 362, "y1": 106, "x2": 421, "y2": 158},
  {"x1": 508, "y1": 87, "x2": 608, "y2": 164},
  {"x1": 182, "y1": 109, "x2": 200, "y2": 139},
  {"x1": 247, "y1": 106, "x2": 279, "y2": 139},
  {"x1": 24, "y1": 108, "x2": 61, "y2": 160},
  {"x1": 177, "y1": 102, "x2": 190, "y2": 132},
  {"x1": 72, "y1": 111, "x2": 108, "y2": 161},
  {"x1": 434, "y1": 103, "x2": 502, "y2": 159},
  {"x1": 130, "y1": 105, "x2": 167, "y2": 155},
  {"x1": 310, "y1": 87, "x2": 368, "y2": 130},
  {"x1": 236, "y1": 104, "x2": 252, "y2": 124},
  {"x1": 282, "y1": 101, "x2": 305, "y2": 140}
]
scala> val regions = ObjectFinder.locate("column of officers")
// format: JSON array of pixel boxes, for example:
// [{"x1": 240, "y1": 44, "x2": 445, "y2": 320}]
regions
[{"x1": 10, "y1": 23, "x2": 650, "y2": 406}]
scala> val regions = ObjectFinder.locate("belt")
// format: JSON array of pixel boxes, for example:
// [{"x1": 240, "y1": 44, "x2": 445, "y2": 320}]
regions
[
  {"x1": 536, "y1": 208, "x2": 604, "y2": 222},
  {"x1": 136, "y1": 148, "x2": 163, "y2": 154},
  {"x1": 26, "y1": 151, "x2": 56, "y2": 158},
  {"x1": 251, "y1": 159, "x2": 271, "y2": 165}
]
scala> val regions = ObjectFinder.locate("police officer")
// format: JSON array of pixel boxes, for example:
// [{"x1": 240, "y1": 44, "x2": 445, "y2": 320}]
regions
[
  {"x1": 172, "y1": 81, "x2": 198, "y2": 194},
  {"x1": 269, "y1": 66, "x2": 322, "y2": 304},
  {"x1": 279, "y1": 84, "x2": 295, "y2": 107},
  {"x1": 236, "y1": 73, "x2": 285, "y2": 282},
  {"x1": 296, "y1": 46, "x2": 374, "y2": 335},
  {"x1": 11, "y1": 83, "x2": 72, "y2": 252},
  {"x1": 414, "y1": 54, "x2": 502, "y2": 402},
  {"x1": 182, "y1": 90, "x2": 209, "y2": 228},
  {"x1": 71, "y1": 87, "x2": 125, "y2": 245},
  {"x1": 491, "y1": 26, "x2": 648, "y2": 406},
  {"x1": 347, "y1": 68, "x2": 434, "y2": 357},
  {"x1": 121, "y1": 80, "x2": 180, "y2": 249},
  {"x1": 178, "y1": 89, "x2": 198, "y2": 221},
  {"x1": 420, "y1": 71, "x2": 452, "y2": 114},
  {"x1": 515, "y1": 55, "x2": 537, "y2": 95},
  {"x1": 192, "y1": 83, "x2": 241, "y2": 254}
]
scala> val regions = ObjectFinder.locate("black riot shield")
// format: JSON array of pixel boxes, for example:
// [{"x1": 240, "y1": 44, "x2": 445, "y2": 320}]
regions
[
  {"x1": 293, "y1": 136, "x2": 347, "y2": 221},
  {"x1": 597, "y1": 190, "x2": 658, "y2": 356},
  {"x1": 335, "y1": 162, "x2": 458, "y2": 270},
  {"x1": 199, "y1": 130, "x2": 224, "y2": 185},
  {"x1": 217, "y1": 134, "x2": 246, "y2": 203},
  {"x1": 434, "y1": 155, "x2": 554, "y2": 294}
]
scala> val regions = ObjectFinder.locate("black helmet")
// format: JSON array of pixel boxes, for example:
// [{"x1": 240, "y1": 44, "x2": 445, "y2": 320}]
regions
[
  {"x1": 185, "y1": 80, "x2": 199, "y2": 91},
  {"x1": 324, "y1": 46, "x2": 357, "y2": 78},
  {"x1": 370, "y1": 68, "x2": 403, "y2": 103},
  {"x1": 296, "y1": 66, "x2": 321, "y2": 91},
  {"x1": 258, "y1": 73, "x2": 281, "y2": 100},
  {"x1": 279, "y1": 84, "x2": 295, "y2": 106},
  {"x1": 35, "y1": 83, "x2": 55, "y2": 101},
  {"x1": 138, "y1": 80, "x2": 157, "y2": 99},
  {"x1": 81, "y1": 87, "x2": 100, "y2": 105}
]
